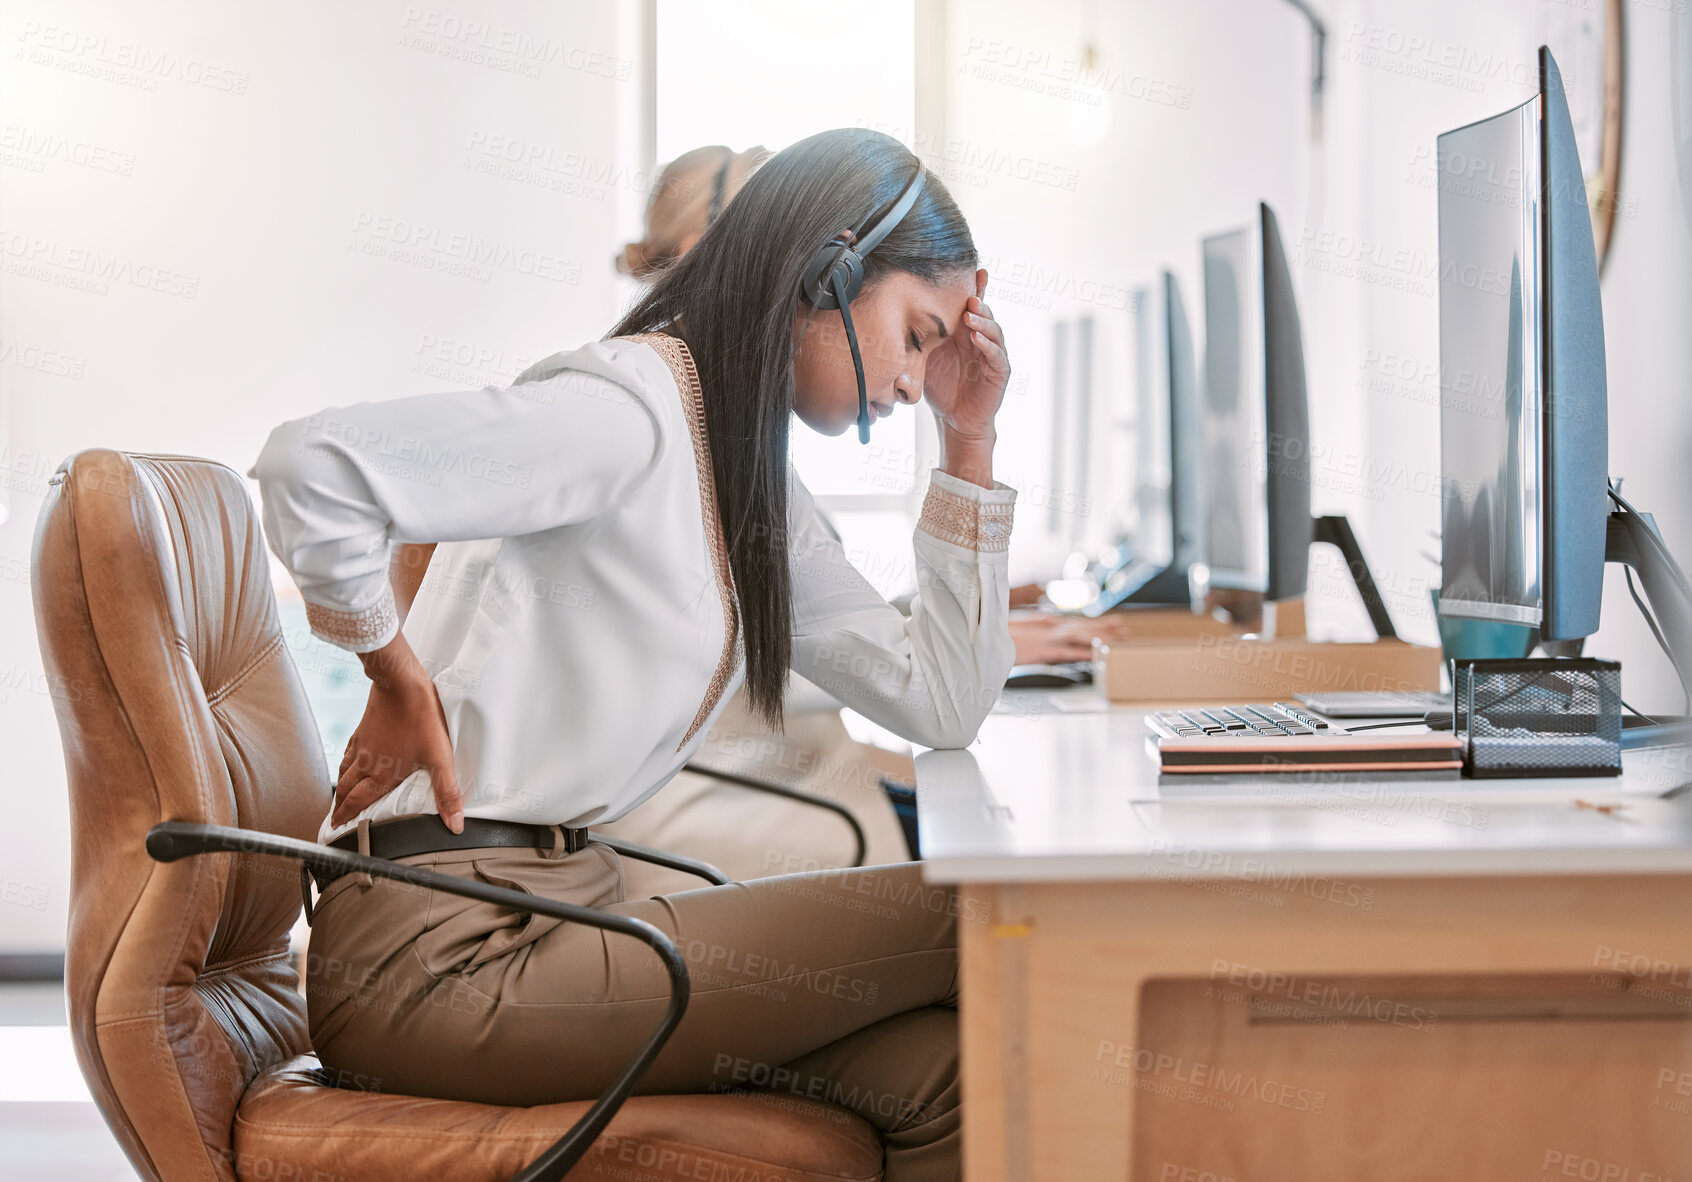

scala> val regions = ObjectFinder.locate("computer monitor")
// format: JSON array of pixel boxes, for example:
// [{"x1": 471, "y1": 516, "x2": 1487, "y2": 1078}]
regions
[
  {"x1": 1438, "y1": 46, "x2": 1609, "y2": 641},
  {"x1": 1078, "y1": 272, "x2": 1202, "y2": 615},
  {"x1": 1131, "y1": 271, "x2": 1204, "y2": 577},
  {"x1": 1200, "y1": 202, "x2": 1314, "y2": 603}
]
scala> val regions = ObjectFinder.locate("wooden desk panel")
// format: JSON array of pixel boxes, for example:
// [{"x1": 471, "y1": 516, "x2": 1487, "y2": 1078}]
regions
[{"x1": 959, "y1": 874, "x2": 1692, "y2": 1180}]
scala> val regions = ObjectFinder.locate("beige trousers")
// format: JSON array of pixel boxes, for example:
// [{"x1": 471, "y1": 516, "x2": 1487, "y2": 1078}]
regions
[{"x1": 306, "y1": 839, "x2": 966, "y2": 1181}]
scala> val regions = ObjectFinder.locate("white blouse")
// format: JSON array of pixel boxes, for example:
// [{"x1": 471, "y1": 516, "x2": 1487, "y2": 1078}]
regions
[{"x1": 251, "y1": 334, "x2": 1018, "y2": 843}]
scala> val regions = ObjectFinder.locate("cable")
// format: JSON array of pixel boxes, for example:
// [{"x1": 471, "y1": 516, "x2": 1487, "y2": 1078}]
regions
[
  {"x1": 1453, "y1": 672, "x2": 1562, "y2": 720},
  {"x1": 1625, "y1": 564, "x2": 1677, "y2": 671},
  {"x1": 1624, "y1": 564, "x2": 1691, "y2": 714},
  {"x1": 1610, "y1": 480, "x2": 1692, "y2": 598},
  {"x1": 1332, "y1": 671, "x2": 1605, "y2": 734},
  {"x1": 1621, "y1": 697, "x2": 1662, "y2": 725},
  {"x1": 1607, "y1": 477, "x2": 1692, "y2": 710},
  {"x1": 1332, "y1": 681, "x2": 1546, "y2": 733}
]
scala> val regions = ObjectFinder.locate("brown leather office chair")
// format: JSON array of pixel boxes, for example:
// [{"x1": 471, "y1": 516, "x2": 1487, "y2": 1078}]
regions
[{"x1": 31, "y1": 449, "x2": 883, "y2": 1182}]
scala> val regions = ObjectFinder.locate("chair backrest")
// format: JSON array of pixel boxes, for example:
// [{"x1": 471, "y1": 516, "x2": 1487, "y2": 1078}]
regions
[{"x1": 31, "y1": 450, "x2": 331, "y2": 1182}]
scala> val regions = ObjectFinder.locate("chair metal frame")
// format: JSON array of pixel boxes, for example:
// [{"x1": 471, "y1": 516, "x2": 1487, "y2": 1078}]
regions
[
  {"x1": 681, "y1": 762, "x2": 867, "y2": 867},
  {"x1": 592, "y1": 834, "x2": 731, "y2": 885},
  {"x1": 146, "y1": 821, "x2": 692, "y2": 1182}
]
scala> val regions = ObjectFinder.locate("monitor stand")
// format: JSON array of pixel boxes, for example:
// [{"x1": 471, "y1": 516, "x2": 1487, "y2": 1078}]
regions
[
  {"x1": 1086, "y1": 514, "x2": 1402, "y2": 634},
  {"x1": 1605, "y1": 507, "x2": 1692, "y2": 720},
  {"x1": 1311, "y1": 514, "x2": 1399, "y2": 640},
  {"x1": 1621, "y1": 714, "x2": 1692, "y2": 752}
]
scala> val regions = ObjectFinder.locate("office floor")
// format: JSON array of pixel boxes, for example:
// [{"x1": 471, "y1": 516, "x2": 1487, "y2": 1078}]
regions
[{"x1": 0, "y1": 983, "x2": 139, "y2": 1181}]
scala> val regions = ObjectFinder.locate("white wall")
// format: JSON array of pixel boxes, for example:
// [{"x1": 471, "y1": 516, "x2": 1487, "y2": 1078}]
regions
[
  {"x1": 1313, "y1": 0, "x2": 1692, "y2": 708},
  {"x1": 940, "y1": 0, "x2": 1691, "y2": 698},
  {"x1": 932, "y1": 0, "x2": 1316, "y2": 586},
  {"x1": 1588, "y1": 0, "x2": 1692, "y2": 712},
  {"x1": 0, "y1": 0, "x2": 649, "y2": 953}
]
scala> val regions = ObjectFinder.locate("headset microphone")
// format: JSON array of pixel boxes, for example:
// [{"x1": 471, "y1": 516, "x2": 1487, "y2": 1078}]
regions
[{"x1": 798, "y1": 163, "x2": 927, "y2": 444}]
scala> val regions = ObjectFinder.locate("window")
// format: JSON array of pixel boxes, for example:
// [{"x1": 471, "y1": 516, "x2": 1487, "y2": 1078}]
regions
[{"x1": 655, "y1": 0, "x2": 922, "y2": 504}]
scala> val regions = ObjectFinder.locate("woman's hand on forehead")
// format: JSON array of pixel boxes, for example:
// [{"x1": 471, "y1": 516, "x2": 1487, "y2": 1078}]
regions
[{"x1": 924, "y1": 268, "x2": 1009, "y2": 443}]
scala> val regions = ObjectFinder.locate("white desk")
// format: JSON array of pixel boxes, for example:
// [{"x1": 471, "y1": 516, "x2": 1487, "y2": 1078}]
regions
[{"x1": 916, "y1": 691, "x2": 1692, "y2": 1181}]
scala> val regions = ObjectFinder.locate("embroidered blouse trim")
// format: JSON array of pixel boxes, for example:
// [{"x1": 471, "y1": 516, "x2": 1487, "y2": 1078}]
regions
[
  {"x1": 306, "y1": 593, "x2": 398, "y2": 652},
  {"x1": 629, "y1": 333, "x2": 742, "y2": 749},
  {"x1": 918, "y1": 480, "x2": 1015, "y2": 554}
]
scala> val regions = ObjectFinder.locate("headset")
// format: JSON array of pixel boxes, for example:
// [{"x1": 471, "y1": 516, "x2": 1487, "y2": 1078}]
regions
[{"x1": 798, "y1": 163, "x2": 928, "y2": 444}]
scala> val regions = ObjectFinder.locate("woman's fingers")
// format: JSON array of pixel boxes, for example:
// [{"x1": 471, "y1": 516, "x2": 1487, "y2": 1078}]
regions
[
  {"x1": 335, "y1": 744, "x2": 371, "y2": 798},
  {"x1": 962, "y1": 300, "x2": 1008, "y2": 376},
  {"x1": 336, "y1": 743, "x2": 390, "y2": 798},
  {"x1": 331, "y1": 776, "x2": 386, "y2": 828},
  {"x1": 334, "y1": 741, "x2": 411, "y2": 803},
  {"x1": 1055, "y1": 638, "x2": 1097, "y2": 661},
  {"x1": 329, "y1": 745, "x2": 457, "y2": 831},
  {"x1": 327, "y1": 657, "x2": 458, "y2": 832},
  {"x1": 965, "y1": 309, "x2": 1005, "y2": 348},
  {"x1": 422, "y1": 681, "x2": 464, "y2": 832},
  {"x1": 968, "y1": 327, "x2": 1010, "y2": 380},
  {"x1": 431, "y1": 759, "x2": 464, "y2": 834},
  {"x1": 1096, "y1": 617, "x2": 1134, "y2": 641}
]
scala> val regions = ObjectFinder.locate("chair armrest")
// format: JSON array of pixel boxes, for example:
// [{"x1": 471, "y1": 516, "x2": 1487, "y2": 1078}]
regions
[
  {"x1": 682, "y1": 763, "x2": 867, "y2": 868},
  {"x1": 589, "y1": 835, "x2": 730, "y2": 886},
  {"x1": 145, "y1": 821, "x2": 687, "y2": 1182}
]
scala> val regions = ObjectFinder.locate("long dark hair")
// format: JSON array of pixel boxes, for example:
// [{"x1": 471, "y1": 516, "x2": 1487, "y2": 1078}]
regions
[{"x1": 610, "y1": 128, "x2": 978, "y2": 730}]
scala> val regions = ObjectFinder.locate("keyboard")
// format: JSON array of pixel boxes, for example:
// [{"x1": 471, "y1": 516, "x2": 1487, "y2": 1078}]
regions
[
  {"x1": 1147, "y1": 703, "x2": 1465, "y2": 775},
  {"x1": 1150, "y1": 702, "x2": 1336, "y2": 739}
]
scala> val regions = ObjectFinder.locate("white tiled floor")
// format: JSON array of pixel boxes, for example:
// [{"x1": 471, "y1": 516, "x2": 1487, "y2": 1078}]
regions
[{"x1": 0, "y1": 984, "x2": 140, "y2": 1181}]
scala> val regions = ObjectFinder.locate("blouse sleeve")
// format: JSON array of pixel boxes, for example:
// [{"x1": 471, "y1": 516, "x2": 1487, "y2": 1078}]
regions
[
  {"x1": 251, "y1": 369, "x2": 661, "y2": 653},
  {"x1": 787, "y1": 466, "x2": 1018, "y2": 749}
]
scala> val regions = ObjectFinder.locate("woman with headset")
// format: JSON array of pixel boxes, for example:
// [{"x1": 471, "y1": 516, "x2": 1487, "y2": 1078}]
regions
[
  {"x1": 616, "y1": 145, "x2": 1126, "y2": 677},
  {"x1": 254, "y1": 128, "x2": 1013, "y2": 1180},
  {"x1": 589, "y1": 142, "x2": 1127, "y2": 894}
]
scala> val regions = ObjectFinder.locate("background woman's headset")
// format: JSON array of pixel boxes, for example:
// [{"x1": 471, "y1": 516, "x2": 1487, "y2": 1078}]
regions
[{"x1": 798, "y1": 163, "x2": 928, "y2": 444}]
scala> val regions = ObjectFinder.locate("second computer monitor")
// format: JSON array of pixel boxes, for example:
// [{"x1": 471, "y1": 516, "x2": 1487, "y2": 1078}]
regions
[{"x1": 1201, "y1": 202, "x2": 1313, "y2": 602}]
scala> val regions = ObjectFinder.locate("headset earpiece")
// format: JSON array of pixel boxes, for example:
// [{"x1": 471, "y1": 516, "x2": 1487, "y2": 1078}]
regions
[{"x1": 798, "y1": 235, "x2": 865, "y2": 310}]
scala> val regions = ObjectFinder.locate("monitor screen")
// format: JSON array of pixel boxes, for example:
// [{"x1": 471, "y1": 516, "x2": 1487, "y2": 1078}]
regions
[
  {"x1": 1437, "y1": 97, "x2": 1544, "y2": 626},
  {"x1": 1131, "y1": 281, "x2": 1174, "y2": 570},
  {"x1": 1201, "y1": 227, "x2": 1269, "y2": 592}
]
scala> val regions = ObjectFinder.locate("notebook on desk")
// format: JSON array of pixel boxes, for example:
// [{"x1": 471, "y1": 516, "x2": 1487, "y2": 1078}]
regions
[{"x1": 1146, "y1": 702, "x2": 1465, "y2": 776}]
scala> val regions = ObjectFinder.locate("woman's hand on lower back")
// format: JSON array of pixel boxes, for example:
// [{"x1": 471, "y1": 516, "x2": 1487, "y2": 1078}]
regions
[{"x1": 333, "y1": 634, "x2": 464, "y2": 832}]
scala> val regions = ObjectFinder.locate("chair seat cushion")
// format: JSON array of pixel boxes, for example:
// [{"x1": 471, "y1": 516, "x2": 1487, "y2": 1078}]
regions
[{"x1": 234, "y1": 1055, "x2": 883, "y2": 1182}]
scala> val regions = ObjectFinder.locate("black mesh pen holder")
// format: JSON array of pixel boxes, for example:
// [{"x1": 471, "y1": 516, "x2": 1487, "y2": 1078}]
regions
[{"x1": 1453, "y1": 658, "x2": 1623, "y2": 778}]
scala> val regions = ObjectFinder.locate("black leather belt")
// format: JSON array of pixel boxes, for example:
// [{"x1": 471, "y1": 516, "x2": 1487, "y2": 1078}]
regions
[{"x1": 306, "y1": 816, "x2": 590, "y2": 894}]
